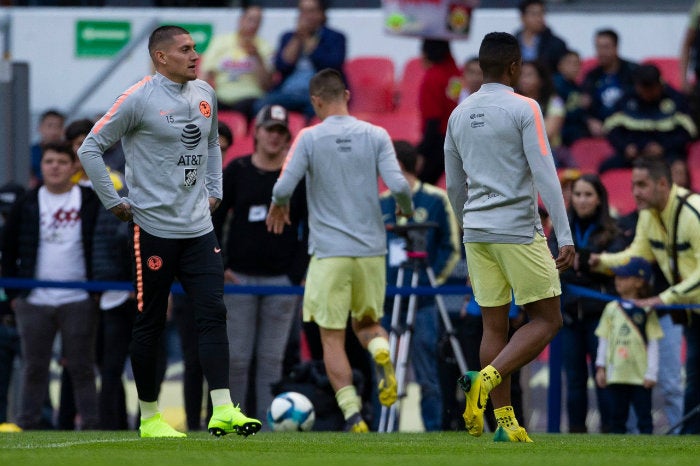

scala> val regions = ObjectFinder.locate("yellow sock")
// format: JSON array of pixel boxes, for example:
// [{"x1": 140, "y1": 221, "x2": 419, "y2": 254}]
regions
[
  {"x1": 480, "y1": 365, "x2": 502, "y2": 393},
  {"x1": 494, "y1": 406, "x2": 519, "y2": 429},
  {"x1": 367, "y1": 336, "x2": 390, "y2": 358},
  {"x1": 335, "y1": 385, "x2": 361, "y2": 420}
]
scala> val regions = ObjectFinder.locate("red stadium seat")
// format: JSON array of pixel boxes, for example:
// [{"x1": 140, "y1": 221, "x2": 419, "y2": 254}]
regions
[
  {"x1": 364, "y1": 112, "x2": 422, "y2": 145},
  {"x1": 600, "y1": 168, "x2": 636, "y2": 216},
  {"x1": 576, "y1": 57, "x2": 599, "y2": 85},
  {"x1": 344, "y1": 56, "x2": 395, "y2": 114},
  {"x1": 223, "y1": 134, "x2": 254, "y2": 166},
  {"x1": 396, "y1": 57, "x2": 426, "y2": 114},
  {"x1": 218, "y1": 110, "x2": 249, "y2": 142},
  {"x1": 287, "y1": 111, "x2": 307, "y2": 138},
  {"x1": 642, "y1": 56, "x2": 682, "y2": 91},
  {"x1": 688, "y1": 141, "x2": 700, "y2": 193},
  {"x1": 569, "y1": 137, "x2": 614, "y2": 173}
]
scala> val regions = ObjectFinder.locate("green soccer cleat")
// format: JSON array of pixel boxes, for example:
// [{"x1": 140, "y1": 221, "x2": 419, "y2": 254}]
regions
[
  {"x1": 374, "y1": 349, "x2": 397, "y2": 407},
  {"x1": 208, "y1": 404, "x2": 262, "y2": 437},
  {"x1": 458, "y1": 371, "x2": 488, "y2": 437},
  {"x1": 139, "y1": 413, "x2": 187, "y2": 438},
  {"x1": 344, "y1": 413, "x2": 369, "y2": 433},
  {"x1": 493, "y1": 425, "x2": 533, "y2": 443}
]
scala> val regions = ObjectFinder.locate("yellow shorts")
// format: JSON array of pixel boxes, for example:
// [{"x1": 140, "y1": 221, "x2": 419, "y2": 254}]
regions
[
  {"x1": 465, "y1": 233, "x2": 561, "y2": 307},
  {"x1": 303, "y1": 255, "x2": 386, "y2": 330}
]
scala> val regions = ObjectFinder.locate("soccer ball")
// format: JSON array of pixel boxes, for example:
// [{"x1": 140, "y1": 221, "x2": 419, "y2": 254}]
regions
[{"x1": 267, "y1": 391, "x2": 315, "y2": 432}]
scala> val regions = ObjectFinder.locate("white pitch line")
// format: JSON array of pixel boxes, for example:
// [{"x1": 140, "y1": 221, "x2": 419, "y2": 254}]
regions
[{"x1": 6, "y1": 438, "x2": 142, "y2": 450}]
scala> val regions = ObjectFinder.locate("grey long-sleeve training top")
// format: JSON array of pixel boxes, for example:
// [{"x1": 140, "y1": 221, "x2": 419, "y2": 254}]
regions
[
  {"x1": 272, "y1": 115, "x2": 413, "y2": 258},
  {"x1": 444, "y1": 82, "x2": 573, "y2": 248},
  {"x1": 78, "y1": 73, "x2": 222, "y2": 239}
]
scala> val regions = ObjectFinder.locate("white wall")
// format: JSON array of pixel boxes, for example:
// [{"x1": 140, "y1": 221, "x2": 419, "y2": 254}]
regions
[{"x1": 0, "y1": 7, "x2": 691, "y2": 120}]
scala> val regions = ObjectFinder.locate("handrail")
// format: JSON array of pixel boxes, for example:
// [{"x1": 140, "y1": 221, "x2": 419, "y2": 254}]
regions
[{"x1": 66, "y1": 17, "x2": 159, "y2": 117}]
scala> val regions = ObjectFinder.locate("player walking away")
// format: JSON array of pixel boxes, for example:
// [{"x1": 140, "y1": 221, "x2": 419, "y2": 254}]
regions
[
  {"x1": 266, "y1": 68, "x2": 414, "y2": 432},
  {"x1": 78, "y1": 25, "x2": 260, "y2": 438},
  {"x1": 444, "y1": 32, "x2": 574, "y2": 442}
]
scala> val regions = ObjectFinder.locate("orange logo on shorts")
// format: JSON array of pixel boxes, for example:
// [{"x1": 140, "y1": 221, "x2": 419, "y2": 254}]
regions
[
  {"x1": 147, "y1": 255, "x2": 163, "y2": 271},
  {"x1": 199, "y1": 101, "x2": 211, "y2": 118}
]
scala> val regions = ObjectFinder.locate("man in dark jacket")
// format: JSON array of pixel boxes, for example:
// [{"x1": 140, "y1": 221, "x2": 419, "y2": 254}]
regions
[
  {"x1": 582, "y1": 29, "x2": 639, "y2": 138},
  {"x1": 514, "y1": 0, "x2": 568, "y2": 73},
  {"x1": 1, "y1": 141, "x2": 100, "y2": 430}
]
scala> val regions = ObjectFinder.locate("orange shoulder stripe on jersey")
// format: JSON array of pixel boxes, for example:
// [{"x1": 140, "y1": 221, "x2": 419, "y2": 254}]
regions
[
  {"x1": 509, "y1": 91, "x2": 549, "y2": 156},
  {"x1": 92, "y1": 75, "x2": 152, "y2": 134},
  {"x1": 133, "y1": 224, "x2": 144, "y2": 313},
  {"x1": 280, "y1": 125, "x2": 312, "y2": 177}
]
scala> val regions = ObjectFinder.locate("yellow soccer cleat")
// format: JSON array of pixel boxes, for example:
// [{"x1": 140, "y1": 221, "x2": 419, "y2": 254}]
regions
[
  {"x1": 374, "y1": 349, "x2": 397, "y2": 407},
  {"x1": 139, "y1": 413, "x2": 186, "y2": 438},
  {"x1": 457, "y1": 371, "x2": 488, "y2": 437},
  {"x1": 493, "y1": 425, "x2": 533, "y2": 442},
  {"x1": 344, "y1": 413, "x2": 369, "y2": 433},
  {"x1": 0, "y1": 422, "x2": 22, "y2": 433},
  {"x1": 208, "y1": 404, "x2": 262, "y2": 437}
]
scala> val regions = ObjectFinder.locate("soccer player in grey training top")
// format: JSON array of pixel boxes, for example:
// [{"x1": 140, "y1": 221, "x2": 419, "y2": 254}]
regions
[
  {"x1": 78, "y1": 25, "x2": 261, "y2": 438},
  {"x1": 267, "y1": 68, "x2": 413, "y2": 432},
  {"x1": 444, "y1": 32, "x2": 574, "y2": 442}
]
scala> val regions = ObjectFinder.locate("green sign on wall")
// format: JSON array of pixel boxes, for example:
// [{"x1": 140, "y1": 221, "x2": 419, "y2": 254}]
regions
[{"x1": 76, "y1": 20, "x2": 131, "y2": 58}]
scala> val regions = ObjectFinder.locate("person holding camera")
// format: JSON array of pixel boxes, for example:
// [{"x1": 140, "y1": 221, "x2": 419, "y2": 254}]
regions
[
  {"x1": 379, "y1": 140, "x2": 461, "y2": 431},
  {"x1": 548, "y1": 173, "x2": 625, "y2": 433}
]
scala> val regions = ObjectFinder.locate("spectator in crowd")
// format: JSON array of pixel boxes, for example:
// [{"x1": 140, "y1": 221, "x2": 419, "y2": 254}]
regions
[
  {"x1": 548, "y1": 174, "x2": 623, "y2": 433},
  {"x1": 254, "y1": 0, "x2": 346, "y2": 119},
  {"x1": 218, "y1": 120, "x2": 233, "y2": 156},
  {"x1": 212, "y1": 104, "x2": 308, "y2": 427},
  {"x1": 65, "y1": 118, "x2": 126, "y2": 192},
  {"x1": 680, "y1": 0, "x2": 700, "y2": 128},
  {"x1": 200, "y1": 5, "x2": 273, "y2": 122},
  {"x1": 29, "y1": 109, "x2": 65, "y2": 187},
  {"x1": 612, "y1": 196, "x2": 684, "y2": 435},
  {"x1": 267, "y1": 68, "x2": 413, "y2": 432},
  {"x1": 581, "y1": 29, "x2": 639, "y2": 138},
  {"x1": 458, "y1": 56, "x2": 484, "y2": 103},
  {"x1": 1, "y1": 141, "x2": 100, "y2": 430},
  {"x1": 513, "y1": 0, "x2": 568, "y2": 73},
  {"x1": 379, "y1": 140, "x2": 460, "y2": 431},
  {"x1": 516, "y1": 60, "x2": 573, "y2": 168},
  {"x1": 595, "y1": 258, "x2": 663, "y2": 435},
  {"x1": 589, "y1": 157, "x2": 700, "y2": 435},
  {"x1": 417, "y1": 39, "x2": 461, "y2": 185},
  {"x1": 0, "y1": 183, "x2": 25, "y2": 432},
  {"x1": 601, "y1": 64, "x2": 696, "y2": 187},
  {"x1": 553, "y1": 50, "x2": 590, "y2": 148}
]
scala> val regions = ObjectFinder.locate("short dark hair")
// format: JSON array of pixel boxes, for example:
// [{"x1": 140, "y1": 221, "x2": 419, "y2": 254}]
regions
[
  {"x1": 518, "y1": 0, "x2": 544, "y2": 15},
  {"x1": 633, "y1": 64, "x2": 661, "y2": 87},
  {"x1": 309, "y1": 68, "x2": 346, "y2": 101},
  {"x1": 479, "y1": 32, "x2": 521, "y2": 78},
  {"x1": 595, "y1": 28, "x2": 619, "y2": 47},
  {"x1": 64, "y1": 118, "x2": 94, "y2": 142},
  {"x1": 148, "y1": 25, "x2": 190, "y2": 60},
  {"x1": 41, "y1": 140, "x2": 76, "y2": 162},
  {"x1": 218, "y1": 121, "x2": 233, "y2": 148},
  {"x1": 393, "y1": 140, "x2": 418, "y2": 175},
  {"x1": 422, "y1": 39, "x2": 452, "y2": 64},
  {"x1": 633, "y1": 157, "x2": 672, "y2": 184},
  {"x1": 39, "y1": 109, "x2": 65, "y2": 123}
]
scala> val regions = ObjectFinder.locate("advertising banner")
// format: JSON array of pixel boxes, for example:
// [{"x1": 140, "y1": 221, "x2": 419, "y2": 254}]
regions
[{"x1": 383, "y1": 0, "x2": 479, "y2": 40}]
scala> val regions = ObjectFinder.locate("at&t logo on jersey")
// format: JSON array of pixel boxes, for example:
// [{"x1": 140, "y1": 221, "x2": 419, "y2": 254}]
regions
[{"x1": 180, "y1": 124, "x2": 202, "y2": 150}]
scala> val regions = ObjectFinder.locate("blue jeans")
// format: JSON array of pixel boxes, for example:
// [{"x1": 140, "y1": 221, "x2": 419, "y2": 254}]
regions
[
  {"x1": 561, "y1": 315, "x2": 613, "y2": 432},
  {"x1": 657, "y1": 314, "x2": 684, "y2": 434},
  {"x1": 0, "y1": 321, "x2": 20, "y2": 423},
  {"x1": 382, "y1": 305, "x2": 443, "y2": 431},
  {"x1": 682, "y1": 316, "x2": 700, "y2": 434},
  {"x1": 253, "y1": 90, "x2": 314, "y2": 119}
]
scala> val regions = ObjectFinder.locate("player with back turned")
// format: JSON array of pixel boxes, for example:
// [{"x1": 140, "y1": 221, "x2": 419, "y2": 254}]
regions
[{"x1": 444, "y1": 31, "x2": 574, "y2": 442}]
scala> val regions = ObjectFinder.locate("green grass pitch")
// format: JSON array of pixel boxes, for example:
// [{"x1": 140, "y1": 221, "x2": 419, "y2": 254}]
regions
[{"x1": 1, "y1": 431, "x2": 698, "y2": 466}]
